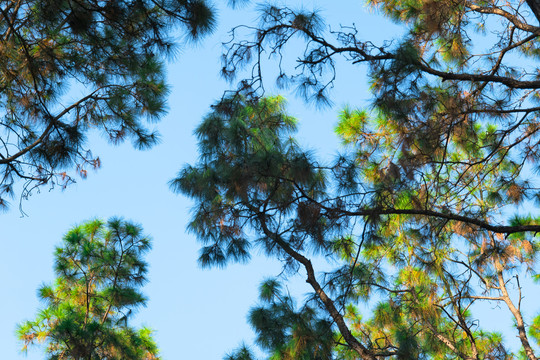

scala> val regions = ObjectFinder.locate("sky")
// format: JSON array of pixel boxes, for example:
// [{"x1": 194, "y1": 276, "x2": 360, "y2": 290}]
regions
[{"x1": 0, "y1": 1, "x2": 537, "y2": 359}]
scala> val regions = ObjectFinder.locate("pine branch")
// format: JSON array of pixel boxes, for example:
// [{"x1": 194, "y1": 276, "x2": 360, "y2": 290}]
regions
[{"x1": 252, "y1": 206, "x2": 380, "y2": 360}]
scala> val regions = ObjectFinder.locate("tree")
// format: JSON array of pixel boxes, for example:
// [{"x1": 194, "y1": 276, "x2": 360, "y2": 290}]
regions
[
  {"x1": 173, "y1": 89, "x2": 540, "y2": 360},
  {"x1": 0, "y1": 0, "x2": 215, "y2": 209},
  {"x1": 174, "y1": 1, "x2": 540, "y2": 358},
  {"x1": 17, "y1": 218, "x2": 159, "y2": 360}
]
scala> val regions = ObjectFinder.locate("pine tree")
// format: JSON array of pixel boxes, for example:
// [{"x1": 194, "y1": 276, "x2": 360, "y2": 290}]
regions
[
  {"x1": 0, "y1": 0, "x2": 215, "y2": 209},
  {"x1": 182, "y1": 2, "x2": 540, "y2": 358},
  {"x1": 17, "y1": 218, "x2": 159, "y2": 360},
  {"x1": 174, "y1": 93, "x2": 540, "y2": 359}
]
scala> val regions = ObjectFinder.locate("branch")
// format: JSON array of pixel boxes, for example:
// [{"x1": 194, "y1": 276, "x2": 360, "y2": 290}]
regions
[
  {"x1": 339, "y1": 207, "x2": 540, "y2": 234},
  {"x1": 416, "y1": 62, "x2": 540, "y2": 89},
  {"x1": 253, "y1": 208, "x2": 379, "y2": 360},
  {"x1": 496, "y1": 266, "x2": 538, "y2": 360},
  {"x1": 290, "y1": 182, "x2": 540, "y2": 235},
  {"x1": 422, "y1": 316, "x2": 476, "y2": 360},
  {"x1": 0, "y1": 89, "x2": 109, "y2": 165},
  {"x1": 301, "y1": 24, "x2": 540, "y2": 89},
  {"x1": 467, "y1": 3, "x2": 540, "y2": 33}
]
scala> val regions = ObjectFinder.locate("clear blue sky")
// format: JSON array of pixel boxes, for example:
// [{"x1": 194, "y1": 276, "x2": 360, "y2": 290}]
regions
[{"x1": 0, "y1": 1, "x2": 534, "y2": 359}]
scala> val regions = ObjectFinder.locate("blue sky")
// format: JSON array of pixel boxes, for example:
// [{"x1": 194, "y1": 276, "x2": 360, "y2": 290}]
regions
[{"x1": 0, "y1": 1, "x2": 536, "y2": 359}]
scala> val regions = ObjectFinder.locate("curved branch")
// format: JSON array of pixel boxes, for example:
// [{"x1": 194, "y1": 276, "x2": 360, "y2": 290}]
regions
[
  {"x1": 467, "y1": 3, "x2": 540, "y2": 33},
  {"x1": 287, "y1": 23, "x2": 540, "y2": 89},
  {"x1": 289, "y1": 182, "x2": 540, "y2": 235},
  {"x1": 253, "y1": 209, "x2": 379, "y2": 360},
  {"x1": 416, "y1": 62, "x2": 540, "y2": 89}
]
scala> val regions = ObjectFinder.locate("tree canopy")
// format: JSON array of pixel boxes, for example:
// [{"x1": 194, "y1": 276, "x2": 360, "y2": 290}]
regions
[
  {"x1": 0, "y1": 0, "x2": 215, "y2": 209},
  {"x1": 6, "y1": 0, "x2": 540, "y2": 358},
  {"x1": 173, "y1": 0, "x2": 540, "y2": 358},
  {"x1": 175, "y1": 93, "x2": 540, "y2": 359},
  {"x1": 18, "y1": 218, "x2": 159, "y2": 360}
]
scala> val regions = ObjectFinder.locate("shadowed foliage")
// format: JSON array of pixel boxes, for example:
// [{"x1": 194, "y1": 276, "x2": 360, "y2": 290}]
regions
[{"x1": 0, "y1": 0, "x2": 215, "y2": 209}]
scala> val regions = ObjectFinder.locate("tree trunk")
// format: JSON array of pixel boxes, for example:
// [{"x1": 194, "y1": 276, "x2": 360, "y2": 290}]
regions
[{"x1": 526, "y1": 0, "x2": 540, "y2": 23}]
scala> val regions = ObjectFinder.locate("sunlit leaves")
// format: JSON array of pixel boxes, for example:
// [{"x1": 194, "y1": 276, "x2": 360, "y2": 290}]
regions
[{"x1": 335, "y1": 107, "x2": 369, "y2": 145}]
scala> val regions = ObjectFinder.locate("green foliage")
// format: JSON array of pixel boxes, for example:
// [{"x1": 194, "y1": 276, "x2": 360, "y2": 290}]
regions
[
  {"x1": 0, "y1": 0, "x2": 215, "y2": 209},
  {"x1": 245, "y1": 279, "x2": 334, "y2": 360},
  {"x1": 171, "y1": 95, "x2": 329, "y2": 269},
  {"x1": 17, "y1": 218, "x2": 160, "y2": 360},
  {"x1": 176, "y1": 93, "x2": 540, "y2": 359}
]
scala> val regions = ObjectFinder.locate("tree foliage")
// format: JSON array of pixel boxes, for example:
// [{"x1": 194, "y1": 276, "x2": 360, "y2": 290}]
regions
[
  {"x1": 174, "y1": 89, "x2": 540, "y2": 360},
  {"x1": 10, "y1": 0, "x2": 540, "y2": 358},
  {"x1": 0, "y1": 0, "x2": 215, "y2": 209},
  {"x1": 17, "y1": 218, "x2": 159, "y2": 360},
  {"x1": 187, "y1": 1, "x2": 540, "y2": 358}
]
